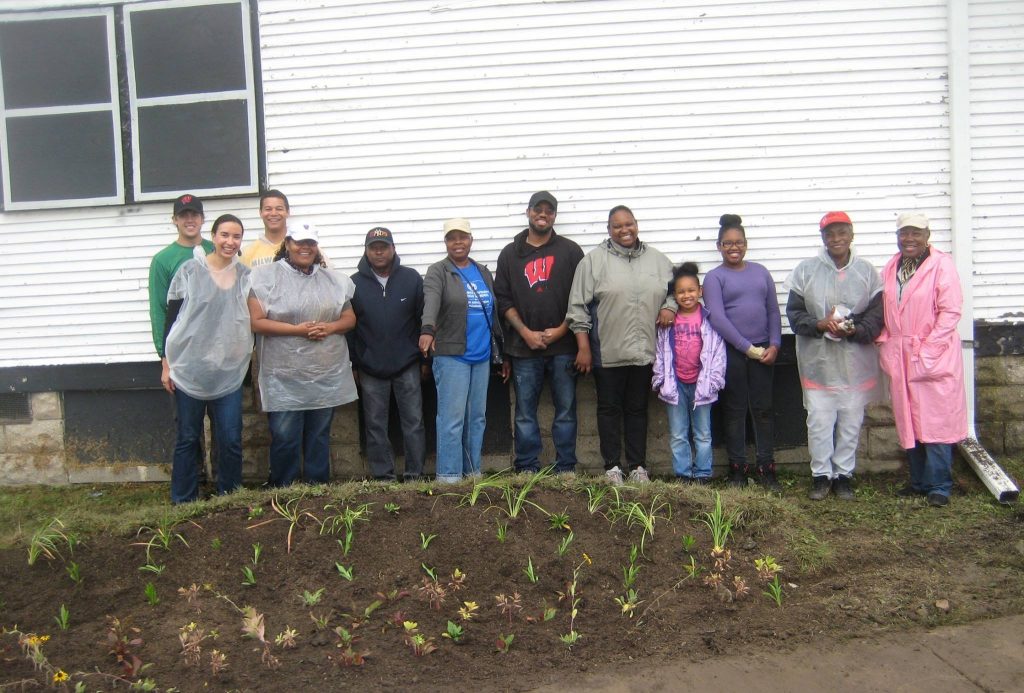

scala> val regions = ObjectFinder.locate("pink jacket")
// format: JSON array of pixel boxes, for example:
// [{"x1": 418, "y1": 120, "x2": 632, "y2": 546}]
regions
[
  {"x1": 653, "y1": 307, "x2": 727, "y2": 408},
  {"x1": 877, "y1": 247, "x2": 967, "y2": 448}
]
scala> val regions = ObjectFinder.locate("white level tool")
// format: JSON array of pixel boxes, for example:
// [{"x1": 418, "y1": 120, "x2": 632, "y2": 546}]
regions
[{"x1": 958, "y1": 437, "x2": 1019, "y2": 505}]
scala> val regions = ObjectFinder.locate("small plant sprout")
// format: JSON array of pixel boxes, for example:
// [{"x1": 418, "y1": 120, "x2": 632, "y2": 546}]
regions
[
  {"x1": 419, "y1": 532, "x2": 438, "y2": 550},
  {"x1": 178, "y1": 622, "x2": 215, "y2": 666},
  {"x1": 703, "y1": 571, "x2": 724, "y2": 589},
  {"x1": 557, "y1": 553, "x2": 590, "y2": 648},
  {"x1": 27, "y1": 517, "x2": 74, "y2": 566},
  {"x1": 496, "y1": 521, "x2": 508, "y2": 544},
  {"x1": 105, "y1": 616, "x2": 145, "y2": 679},
  {"x1": 54, "y1": 604, "x2": 70, "y2": 631},
  {"x1": 622, "y1": 560, "x2": 641, "y2": 590},
  {"x1": 754, "y1": 555, "x2": 783, "y2": 582},
  {"x1": 335, "y1": 562, "x2": 354, "y2": 581},
  {"x1": 542, "y1": 605, "x2": 558, "y2": 622},
  {"x1": 458, "y1": 471, "x2": 507, "y2": 507},
  {"x1": 421, "y1": 563, "x2": 438, "y2": 582},
  {"x1": 416, "y1": 577, "x2": 447, "y2": 610},
  {"x1": 609, "y1": 495, "x2": 671, "y2": 555},
  {"x1": 248, "y1": 495, "x2": 321, "y2": 554},
  {"x1": 523, "y1": 556, "x2": 539, "y2": 584},
  {"x1": 251, "y1": 543, "x2": 263, "y2": 567},
  {"x1": 209, "y1": 649, "x2": 228, "y2": 675},
  {"x1": 700, "y1": 491, "x2": 738, "y2": 554},
  {"x1": 144, "y1": 582, "x2": 159, "y2": 606},
  {"x1": 556, "y1": 531, "x2": 575, "y2": 558},
  {"x1": 247, "y1": 505, "x2": 265, "y2": 521},
  {"x1": 178, "y1": 583, "x2": 201, "y2": 606},
  {"x1": 309, "y1": 610, "x2": 333, "y2": 631},
  {"x1": 134, "y1": 517, "x2": 190, "y2": 564},
  {"x1": 300, "y1": 588, "x2": 326, "y2": 607},
  {"x1": 458, "y1": 601, "x2": 479, "y2": 622},
  {"x1": 274, "y1": 627, "x2": 299, "y2": 649},
  {"x1": 733, "y1": 575, "x2": 751, "y2": 599},
  {"x1": 583, "y1": 484, "x2": 609, "y2": 514},
  {"x1": 495, "y1": 633, "x2": 515, "y2": 654},
  {"x1": 211, "y1": 537, "x2": 222, "y2": 550},
  {"x1": 764, "y1": 575, "x2": 784, "y2": 607},
  {"x1": 614, "y1": 589, "x2": 643, "y2": 618},
  {"x1": 495, "y1": 592, "x2": 523, "y2": 624},
  {"x1": 65, "y1": 561, "x2": 82, "y2": 585},
  {"x1": 330, "y1": 626, "x2": 368, "y2": 667},
  {"x1": 241, "y1": 566, "x2": 257, "y2": 587},
  {"x1": 449, "y1": 568, "x2": 467, "y2": 592},
  {"x1": 683, "y1": 555, "x2": 703, "y2": 581},
  {"x1": 384, "y1": 502, "x2": 400, "y2": 515},
  {"x1": 680, "y1": 534, "x2": 697, "y2": 553},
  {"x1": 441, "y1": 620, "x2": 464, "y2": 643},
  {"x1": 548, "y1": 509, "x2": 571, "y2": 532},
  {"x1": 240, "y1": 606, "x2": 280, "y2": 669},
  {"x1": 138, "y1": 562, "x2": 165, "y2": 576},
  {"x1": 498, "y1": 466, "x2": 552, "y2": 519},
  {"x1": 401, "y1": 621, "x2": 437, "y2": 656}
]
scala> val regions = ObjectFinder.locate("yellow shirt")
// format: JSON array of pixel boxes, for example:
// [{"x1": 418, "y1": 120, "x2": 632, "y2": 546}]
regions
[{"x1": 240, "y1": 237, "x2": 282, "y2": 268}]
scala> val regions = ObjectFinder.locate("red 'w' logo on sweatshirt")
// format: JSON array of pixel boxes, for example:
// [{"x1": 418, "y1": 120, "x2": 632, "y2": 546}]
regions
[{"x1": 524, "y1": 256, "x2": 555, "y2": 288}]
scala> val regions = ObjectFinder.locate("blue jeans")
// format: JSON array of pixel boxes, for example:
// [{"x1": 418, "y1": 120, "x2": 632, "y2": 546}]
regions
[
  {"x1": 432, "y1": 356, "x2": 489, "y2": 483},
  {"x1": 267, "y1": 407, "x2": 335, "y2": 487},
  {"x1": 666, "y1": 380, "x2": 713, "y2": 478},
  {"x1": 172, "y1": 387, "x2": 242, "y2": 504},
  {"x1": 511, "y1": 354, "x2": 578, "y2": 473},
  {"x1": 907, "y1": 441, "x2": 953, "y2": 496}
]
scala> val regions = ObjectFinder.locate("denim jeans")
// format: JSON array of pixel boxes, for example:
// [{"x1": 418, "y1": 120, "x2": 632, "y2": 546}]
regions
[
  {"x1": 722, "y1": 345, "x2": 774, "y2": 470},
  {"x1": 666, "y1": 380, "x2": 713, "y2": 478},
  {"x1": 267, "y1": 407, "x2": 335, "y2": 487},
  {"x1": 172, "y1": 387, "x2": 242, "y2": 504},
  {"x1": 592, "y1": 364, "x2": 652, "y2": 472},
  {"x1": 906, "y1": 441, "x2": 953, "y2": 496},
  {"x1": 359, "y1": 364, "x2": 426, "y2": 480},
  {"x1": 511, "y1": 354, "x2": 578, "y2": 473},
  {"x1": 432, "y1": 356, "x2": 489, "y2": 483}
]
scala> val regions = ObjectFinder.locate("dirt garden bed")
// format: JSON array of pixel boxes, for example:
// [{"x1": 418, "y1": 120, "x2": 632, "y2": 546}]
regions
[{"x1": 1, "y1": 469, "x2": 1022, "y2": 692}]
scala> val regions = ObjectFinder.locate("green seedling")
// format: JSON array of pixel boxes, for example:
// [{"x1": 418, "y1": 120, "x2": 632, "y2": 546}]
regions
[
  {"x1": 680, "y1": 534, "x2": 697, "y2": 553},
  {"x1": 241, "y1": 566, "x2": 257, "y2": 586},
  {"x1": 309, "y1": 610, "x2": 333, "y2": 630},
  {"x1": 614, "y1": 588, "x2": 642, "y2": 618},
  {"x1": 559, "y1": 630, "x2": 581, "y2": 646},
  {"x1": 421, "y1": 563, "x2": 437, "y2": 581},
  {"x1": 441, "y1": 620, "x2": 464, "y2": 643},
  {"x1": 582, "y1": 484, "x2": 609, "y2": 514},
  {"x1": 274, "y1": 627, "x2": 299, "y2": 649},
  {"x1": 134, "y1": 518, "x2": 190, "y2": 564},
  {"x1": 542, "y1": 606, "x2": 558, "y2": 622},
  {"x1": 54, "y1": 603, "x2": 70, "y2": 631},
  {"x1": 138, "y1": 563, "x2": 165, "y2": 576},
  {"x1": 763, "y1": 575, "x2": 784, "y2": 607},
  {"x1": 247, "y1": 505, "x2": 265, "y2": 520},
  {"x1": 419, "y1": 532, "x2": 438, "y2": 550},
  {"x1": 557, "y1": 554, "x2": 589, "y2": 649},
  {"x1": 495, "y1": 633, "x2": 515, "y2": 654},
  {"x1": 384, "y1": 502, "x2": 401, "y2": 515},
  {"x1": 65, "y1": 561, "x2": 82, "y2": 585},
  {"x1": 457, "y1": 471, "x2": 507, "y2": 507},
  {"x1": 144, "y1": 582, "x2": 159, "y2": 606},
  {"x1": 251, "y1": 543, "x2": 263, "y2": 567},
  {"x1": 556, "y1": 531, "x2": 575, "y2": 558},
  {"x1": 27, "y1": 518, "x2": 74, "y2": 566},
  {"x1": 497, "y1": 466, "x2": 552, "y2": 519},
  {"x1": 548, "y1": 510, "x2": 571, "y2": 532},
  {"x1": 337, "y1": 534, "x2": 354, "y2": 557},
  {"x1": 211, "y1": 537, "x2": 222, "y2": 550},
  {"x1": 458, "y1": 601, "x2": 479, "y2": 621},
  {"x1": 335, "y1": 562, "x2": 354, "y2": 581},
  {"x1": 609, "y1": 496, "x2": 671, "y2": 555},
  {"x1": 523, "y1": 556, "x2": 539, "y2": 584},
  {"x1": 496, "y1": 521, "x2": 508, "y2": 544},
  {"x1": 300, "y1": 588, "x2": 325, "y2": 607},
  {"x1": 700, "y1": 491, "x2": 738, "y2": 552},
  {"x1": 320, "y1": 502, "x2": 373, "y2": 537},
  {"x1": 622, "y1": 561, "x2": 641, "y2": 589},
  {"x1": 754, "y1": 555, "x2": 782, "y2": 582},
  {"x1": 682, "y1": 555, "x2": 703, "y2": 581},
  {"x1": 248, "y1": 495, "x2": 321, "y2": 554}
]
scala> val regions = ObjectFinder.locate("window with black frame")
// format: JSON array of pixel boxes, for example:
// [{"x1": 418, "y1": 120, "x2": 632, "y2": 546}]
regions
[{"x1": 0, "y1": 0, "x2": 258, "y2": 211}]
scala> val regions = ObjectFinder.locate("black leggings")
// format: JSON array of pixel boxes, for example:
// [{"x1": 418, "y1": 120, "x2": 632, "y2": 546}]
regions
[
  {"x1": 592, "y1": 364, "x2": 653, "y2": 472},
  {"x1": 722, "y1": 345, "x2": 774, "y2": 469}
]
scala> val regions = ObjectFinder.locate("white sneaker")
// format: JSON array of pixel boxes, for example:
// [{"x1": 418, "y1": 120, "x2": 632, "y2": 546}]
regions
[
  {"x1": 629, "y1": 466, "x2": 650, "y2": 483},
  {"x1": 605, "y1": 466, "x2": 625, "y2": 486}
]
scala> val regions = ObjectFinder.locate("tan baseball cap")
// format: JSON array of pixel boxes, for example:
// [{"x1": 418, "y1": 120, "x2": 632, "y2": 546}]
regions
[
  {"x1": 443, "y1": 218, "x2": 472, "y2": 237},
  {"x1": 896, "y1": 212, "x2": 929, "y2": 231}
]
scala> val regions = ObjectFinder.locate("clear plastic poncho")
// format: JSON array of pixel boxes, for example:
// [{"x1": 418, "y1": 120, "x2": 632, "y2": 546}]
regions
[
  {"x1": 249, "y1": 261, "x2": 357, "y2": 412},
  {"x1": 165, "y1": 255, "x2": 254, "y2": 400},
  {"x1": 784, "y1": 246, "x2": 883, "y2": 411}
]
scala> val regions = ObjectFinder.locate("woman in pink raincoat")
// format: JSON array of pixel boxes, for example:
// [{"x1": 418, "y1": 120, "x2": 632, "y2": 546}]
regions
[{"x1": 877, "y1": 212, "x2": 967, "y2": 507}]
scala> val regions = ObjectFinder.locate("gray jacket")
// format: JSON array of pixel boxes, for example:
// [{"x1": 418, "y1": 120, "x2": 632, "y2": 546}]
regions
[{"x1": 421, "y1": 257, "x2": 500, "y2": 357}]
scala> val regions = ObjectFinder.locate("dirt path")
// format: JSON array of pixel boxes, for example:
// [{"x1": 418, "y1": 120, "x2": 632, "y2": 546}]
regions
[{"x1": 534, "y1": 615, "x2": 1024, "y2": 692}]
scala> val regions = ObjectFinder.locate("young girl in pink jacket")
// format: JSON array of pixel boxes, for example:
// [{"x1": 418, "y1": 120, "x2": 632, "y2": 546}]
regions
[{"x1": 652, "y1": 262, "x2": 727, "y2": 482}]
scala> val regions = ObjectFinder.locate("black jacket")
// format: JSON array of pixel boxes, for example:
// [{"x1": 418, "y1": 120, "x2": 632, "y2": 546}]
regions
[{"x1": 348, "y1": 254, "x2": 424, "y2": 378}]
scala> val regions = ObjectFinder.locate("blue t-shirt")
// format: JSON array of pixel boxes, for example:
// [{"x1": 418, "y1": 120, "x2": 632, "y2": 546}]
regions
[{"x1": 455, "y1": 264, "x2": 492, "y2": 364}]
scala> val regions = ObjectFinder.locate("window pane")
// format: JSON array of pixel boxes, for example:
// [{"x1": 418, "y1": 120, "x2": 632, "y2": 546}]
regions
[
  {"x1": 0, "y1": 16, "x2": 110, "y2": 108},
  {"x1": 138, "y1": 100, "x2": 251, "y2": 192},
  {"x1": 6, "y1": 112, "x2": 117, "y2": 202},
  {"x1": 130, "y1": 3, "x2": 246, "y2": 98}
]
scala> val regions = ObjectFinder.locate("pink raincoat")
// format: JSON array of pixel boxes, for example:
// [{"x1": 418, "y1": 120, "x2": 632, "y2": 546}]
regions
[{"x1": 876, "y1": 247, "x2": 967, "y2": 448}]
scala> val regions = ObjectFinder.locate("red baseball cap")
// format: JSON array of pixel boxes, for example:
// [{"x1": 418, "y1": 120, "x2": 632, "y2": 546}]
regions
[{"x1": 819, "y1": 211, "x2": 852, "y2": 230}]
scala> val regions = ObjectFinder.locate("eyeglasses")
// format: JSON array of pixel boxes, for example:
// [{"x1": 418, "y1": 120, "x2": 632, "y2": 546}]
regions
[{"x1": 719, "y1": 240, "x2": 747, "y2": 249}]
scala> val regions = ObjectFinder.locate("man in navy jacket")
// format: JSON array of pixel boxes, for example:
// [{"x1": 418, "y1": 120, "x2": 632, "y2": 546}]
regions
[{"x1": 349, "y1": 228, "x2": 426, "y2": 480}]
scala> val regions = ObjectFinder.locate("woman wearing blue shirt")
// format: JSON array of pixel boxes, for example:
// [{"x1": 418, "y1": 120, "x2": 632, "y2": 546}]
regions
[{"x1": 419, "y1": 218, "x2": 501, "y2": 483}]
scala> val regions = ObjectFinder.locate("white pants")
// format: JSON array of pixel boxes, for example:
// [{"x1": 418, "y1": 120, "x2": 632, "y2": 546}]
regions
[{"x1": 806, "y1": 406, "x2": 865, "y2": 478}]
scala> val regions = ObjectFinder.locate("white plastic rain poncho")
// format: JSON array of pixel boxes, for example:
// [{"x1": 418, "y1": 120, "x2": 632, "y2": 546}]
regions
[
  {"x1": 165, "y1": 255, "x2": 254, "y2": 400},
  {"x1": 784, "y1": 247, "x2": 883, "y2": 410},
  {"x1": 250, "y1": 261, "x2": 357, "y2": 411}
]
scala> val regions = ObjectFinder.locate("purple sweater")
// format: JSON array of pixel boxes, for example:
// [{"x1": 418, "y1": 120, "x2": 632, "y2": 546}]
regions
[{"x1": 702, "y1": 261, "x2": 782, "y2": 353}]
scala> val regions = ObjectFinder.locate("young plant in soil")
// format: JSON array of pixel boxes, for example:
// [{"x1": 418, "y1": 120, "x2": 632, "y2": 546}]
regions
[
  {"x1": 143, "y1": 582, "x2": 159, "y2": 606},
  {"x1": 497, "y1": 466, "x2": 552, "y2": 519},
  {"x1": 622, "y1": 544, "x2": 641, "y2": 589},
  {"x1": 105, "y1": 616, "x2": 146, "y2": 680},
  {"x1": 548, "y1": 509, "x2": 571, "y2": 532},
  {"x1": 241, "y1": 566, "x2": 257, "y2": 587},
  {"x1": 441, "y1": 620, "x2": 465, "y2": 643},
  {"x1": 309, "y1": 610, "x2": 334, "y2": 631},
  {"x1": 581, "y1": 484, "x2": 609, "y2": 515},
  {"x1": 458, "y1": 601, "x2": 479, "y2": 621},
  {"x1": 495, "y1": 592, "x2": 523, "y2": 624},
  {"x1": 178, "y1": 622, "x2": 216, "y2": 665},
  {"x1": 300, "y1": 588, "x2": 325, "y2": 607},
  {"x1": 496, "y1": 521, "x2": 509, "y2": 543},
  {"x1": 557, "y1": 531, "x2": 575, "y2": 557},
  {"x1": 523, "y1": 556, "x2": 539, "y2": 584},
  {"x1": 494, "y1": 633, "x2": 515, "y2": 654},
  {"x1": 680, "y1": 534, "x2": 697, "y2": 553},
  {"x1": 763, "y1": 575, "x2": 784, "y2": 607},
  {"x1": 335, "y1": 562, "x2": 354, "y2": 581},
  {"x1": 420, "y1": 532, "x2": 438, "y2": 550},
  {"x1": 614, "y1": 589, "x2": 643, "y2": 618},
  {"x1": 274, "y1": 626, "x2": 299, "y2": 648},
  {"x1": 458, "y1": 471, "x2": 507, "y2": 507},
  {"x1": 248, "y1": 495, "x2": 321, "y2": 554},
  {"x1": 26, "y1": 517, "x2": 74, "y2": 565},
  {"x1": 330, "y1": 625, "x2": 368, "y2": 667},
  {"x1": 402, "y1": 621, "x2": 437, "y2": 656},
  {"x1": 240, "y1": 606, "x2": 281, "y2": 669},
  {"x1": 53, "y1": 603, "x2": 70, "y2": 631},
  {"x1": 609, "y1": 496, "x2": 671, "y2": 555},
  {"x1": 557, "y1": 554, "x2": 590, "y2": 648},
  {"x1": 251, "y1": 542, "x2": 263, "y2": 567},
  {"x1": 134, "y1": 518, "x2": 190, "y2": 565},
  {"x1": 65, "y1": 560, "x2": 82, "y2": 585},
  {"x1": 384, "y1": 502, "x2": 401, "y2": 514},
  {"x1": 178, "y1": 583, "x2": 202, "y2": 607}
]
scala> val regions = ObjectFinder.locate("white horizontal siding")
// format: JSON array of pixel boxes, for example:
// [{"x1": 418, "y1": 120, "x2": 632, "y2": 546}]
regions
[
  {"x1": 2, "y1": 0, "x2": 1019, "y2": 368},
  {"x1": 969, "y1": 0, "x2": 1024, "y2": 321}
]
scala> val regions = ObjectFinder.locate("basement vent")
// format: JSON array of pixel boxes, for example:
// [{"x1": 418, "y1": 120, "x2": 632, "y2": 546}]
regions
[{"x1": 0, "y1": 392, "x2": 32, "y2": 423}]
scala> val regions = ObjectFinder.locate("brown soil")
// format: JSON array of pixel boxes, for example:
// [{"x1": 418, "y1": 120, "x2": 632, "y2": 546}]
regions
[{"x1": 2, "y1": 478, "x2": 1022, "y2": 692}]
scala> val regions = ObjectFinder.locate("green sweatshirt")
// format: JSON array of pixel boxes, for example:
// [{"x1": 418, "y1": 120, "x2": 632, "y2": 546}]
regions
[{"x1": 148, "y1": 240, "x2": 214, "y2": 357}]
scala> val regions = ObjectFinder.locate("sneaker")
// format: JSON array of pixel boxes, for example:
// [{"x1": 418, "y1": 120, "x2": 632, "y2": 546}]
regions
[
  {"x1": 628, "y1": 466, "x2": 651, "y2": 484},
  {"x1": 758, "y1": 465, "x2": 782, "y2": 493},
  {"x1": 927, "y1": 491, "x2": 949, "y2": 507},
  {"x1": 728, "y1": 465, "x2": 747, "y2": 489},
  {"x1": 808, "y1": 475, "x2": 831, "y2": 501},
  {"x1": 605, "y1": 466, "x2": 625, "y2": 486},
  {"x1": 832, "y1": 475, "x2": 855, "y2": 501},
  {"x1": 896, "y1": 485, "x2": 923, "y2": 497},
  {"x1": 694, "y1": 477, "x2": 712, "y2": 486}
]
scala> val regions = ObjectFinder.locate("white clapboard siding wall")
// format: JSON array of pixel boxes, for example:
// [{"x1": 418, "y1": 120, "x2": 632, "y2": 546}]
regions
[
  {"x1": 969, "y1": 0, "x2": 1024, "y2": 322},
  {"x1": 0, "y1": 0, "x2": 1016, "y2": 369}
]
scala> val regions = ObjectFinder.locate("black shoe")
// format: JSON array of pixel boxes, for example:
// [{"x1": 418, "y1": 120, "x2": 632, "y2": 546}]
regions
[
  {"x1": 927, "y1": 491, "x2": 949, "y2": 507},
  {"x1": 757, "y1": 464, "x2": 782, "y2": 493},
  {"x1": 896, "y1": 485, "x2": 924, "y2": 497},
  {"x1": 728, "y1": 465, "x2": 747, "y2": 489},
  {"x1": 694, "y1": 477, "x2": 712, "y2": 486},
  {"x1": 832, "y1": 475, "x2": 855, "y2": 501},
  {"x1": 808, "y1": 475, "x2": 831, "y2": 501}
]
